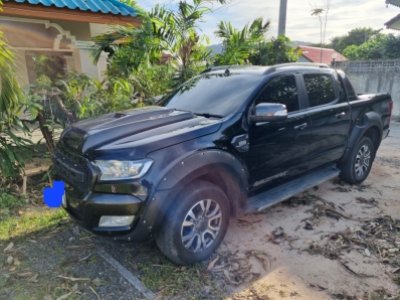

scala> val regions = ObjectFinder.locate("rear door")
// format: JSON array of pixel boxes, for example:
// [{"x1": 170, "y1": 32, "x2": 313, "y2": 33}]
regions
[
  {"x1": 301, "y1": 71, "x2": 351, "y2": 169},
  {"x1": 242, "y1": 74, "x2": 313, "y2": 191}
]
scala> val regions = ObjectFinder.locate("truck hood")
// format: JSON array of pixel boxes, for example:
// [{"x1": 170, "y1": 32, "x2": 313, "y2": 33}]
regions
[{"x1": 59, "y1": 106, "x2": 222, "y2": 159}]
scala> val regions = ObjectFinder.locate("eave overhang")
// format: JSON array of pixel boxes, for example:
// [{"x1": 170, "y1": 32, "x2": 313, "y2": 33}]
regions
[
  {"x1": 385, "y1": 13, "x2": 400, "y2": 30},
  {"x1": 386, "y1": 0, "x2": 400, "y2": 8}
]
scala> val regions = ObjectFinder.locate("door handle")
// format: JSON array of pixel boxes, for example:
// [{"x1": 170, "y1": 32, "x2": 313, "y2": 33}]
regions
[
  {"x1": 335, "y1": 111, "x2": 346, "y2": 119},
  {"x1": 294, "y1": 123, "x2": 308, "y2": 131}
]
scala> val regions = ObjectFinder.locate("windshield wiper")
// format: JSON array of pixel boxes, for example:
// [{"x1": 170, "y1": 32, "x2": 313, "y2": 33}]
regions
[
  {"x1": 172, "y1": 109, "x2": 223, "y2": 119},
  {"x1": 194, "y1": 113, "x2": 223, "y2": 119}
]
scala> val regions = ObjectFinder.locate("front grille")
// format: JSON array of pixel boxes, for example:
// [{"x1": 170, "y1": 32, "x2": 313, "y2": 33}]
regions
[{"x1": 53, "y1": 147, "x2": 93, "y2": 192}]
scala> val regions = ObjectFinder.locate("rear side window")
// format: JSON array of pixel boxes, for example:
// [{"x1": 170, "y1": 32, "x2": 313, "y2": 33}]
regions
[
  {"x1": 304, "y1": 74, "x2": 336, "y2": 107},
  {"x1": 255, "y1": 75, "x2": 299, "y2": 112},
  {"x1": 337, "y1": 70, "x2": 357, "y2": 101}
]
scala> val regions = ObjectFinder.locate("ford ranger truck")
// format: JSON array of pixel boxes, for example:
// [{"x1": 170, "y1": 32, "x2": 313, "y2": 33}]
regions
[{"x1": 53, "y1": 63, "x2": 393, "y2": 265}]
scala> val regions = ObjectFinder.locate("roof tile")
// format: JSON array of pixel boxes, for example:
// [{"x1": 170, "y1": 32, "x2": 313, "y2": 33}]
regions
[
  {"x1": 297, "y1": 46, "x2": 346, "y2": 65},
  {"x1": 12, "y1": 0, "x2": 137, "y2": 16}
]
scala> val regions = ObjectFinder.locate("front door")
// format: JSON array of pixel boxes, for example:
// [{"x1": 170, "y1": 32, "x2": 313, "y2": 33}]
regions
[{"x1": 241, "y1": 74, "x2": 313, "y2": 192}]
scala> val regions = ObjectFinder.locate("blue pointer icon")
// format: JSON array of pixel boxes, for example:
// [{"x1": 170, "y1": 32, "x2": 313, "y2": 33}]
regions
[{"x1": 43, "y1": 181, "x2": 65, "y2": 208}]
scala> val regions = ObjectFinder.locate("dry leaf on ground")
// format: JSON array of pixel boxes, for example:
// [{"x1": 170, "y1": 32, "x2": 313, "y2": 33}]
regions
[
  {"x1": 58, "y1": 276, "x2": 90, "y2": 281},
  {"x1": 28, "y1": 273, "x2": 38, "y2": 282},
  {"x1": 56, "y1": 292, "x2": 72, "y2": 300},
  {"x1": 17, "y1": 272, "x2": 32, "y2": 277},
  {"x1": 4, "y1": 242, "x2": 14, "y2": 252},
  {"x1": 207, "y1": 256, "x2": 219, "y2": 270},
  {"x1": 92, "y1": 277, "x2": 107, "y2": 287}
]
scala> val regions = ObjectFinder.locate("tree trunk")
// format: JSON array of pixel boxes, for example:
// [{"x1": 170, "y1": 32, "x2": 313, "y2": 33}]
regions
[
  {"x1": 51, "y1": 94, "x2": 78, "y2": 124},
  {"x1": 37, "y1": 109, "x2": 55, "y2": 155}
]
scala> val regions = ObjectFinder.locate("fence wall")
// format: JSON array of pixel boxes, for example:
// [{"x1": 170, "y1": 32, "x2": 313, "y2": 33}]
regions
[{"x1": 335, "y1": 60, "x2": 400, "y2": 117}]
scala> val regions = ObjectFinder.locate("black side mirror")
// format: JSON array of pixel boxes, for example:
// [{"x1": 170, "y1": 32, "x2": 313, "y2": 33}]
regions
[{"x1": 249, "y1": 103, "x2": 288, "y2": 124}]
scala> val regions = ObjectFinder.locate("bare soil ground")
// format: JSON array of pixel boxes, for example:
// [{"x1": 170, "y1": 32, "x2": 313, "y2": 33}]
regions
[{"x1": 216, "y1": 122, "x2": 400, "y2": 299}]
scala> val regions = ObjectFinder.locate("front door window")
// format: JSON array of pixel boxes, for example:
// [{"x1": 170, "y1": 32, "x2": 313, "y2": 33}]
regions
[{"x1": 255, "y1": 75, "x2": 299, "y2": 112}]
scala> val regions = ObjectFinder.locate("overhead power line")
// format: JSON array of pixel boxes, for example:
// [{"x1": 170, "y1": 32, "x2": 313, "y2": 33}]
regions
[{"x1": 209, "y1": 0, "x2": 251, "y2": 14}]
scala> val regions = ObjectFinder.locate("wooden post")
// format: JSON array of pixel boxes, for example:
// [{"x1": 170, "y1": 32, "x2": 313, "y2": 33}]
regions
[{"x1": 22, "y1": 175, "x2": 28, "y2": 203}]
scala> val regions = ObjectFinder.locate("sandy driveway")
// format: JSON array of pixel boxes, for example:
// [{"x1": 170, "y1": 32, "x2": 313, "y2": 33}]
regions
[{"x1": 216, "y1": 122, "x2": 400, "y2": 299}]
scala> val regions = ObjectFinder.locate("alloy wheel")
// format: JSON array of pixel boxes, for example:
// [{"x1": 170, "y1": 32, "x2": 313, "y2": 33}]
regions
[
  {"x1": 181, "y1": 199, "x2": 222, "y2": 253},
  {"x1": 355, "y1": 144, "x2": 371, "y2": 177}
]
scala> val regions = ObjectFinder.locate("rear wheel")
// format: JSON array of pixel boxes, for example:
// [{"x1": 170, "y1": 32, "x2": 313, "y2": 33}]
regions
[
  {"x1": 155, "y1": 180, "x2": 230, "y2": 265},
  {"x1": 339, "y1": 137, "x2": 375, "y2": 184}
]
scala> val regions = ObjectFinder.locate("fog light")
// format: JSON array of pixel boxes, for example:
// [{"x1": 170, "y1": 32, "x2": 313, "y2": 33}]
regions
[{"x1": 99, "y1": 216, "x2": 135, "y2": 227}]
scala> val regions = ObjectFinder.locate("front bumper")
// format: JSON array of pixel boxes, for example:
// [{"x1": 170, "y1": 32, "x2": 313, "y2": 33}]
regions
[
  {"x1": 64, "y1": 192, "x2": 142, "y2": 236},
  {"x1": 54, "y1": 144, "x2": 184, "y2": 243},
  {"x1": 64, "y1": 186, "x2": 183, "y2": 243}
]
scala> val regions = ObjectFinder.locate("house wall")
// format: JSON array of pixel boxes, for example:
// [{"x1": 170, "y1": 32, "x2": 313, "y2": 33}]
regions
[
  {"x1": 0, "y1": 16, "x2": 109, "y2": 84},
  {"x1": 335, "y1": 60, "x2": 400, "y2": 117},
  {"x1": 1, "y1": 20, "x2": 59, "y2": 49},
  {"x1": 90, "y1": 23, "x2": 112, "y2": 38},
  {"x1": 56, "y1": 20, "x2": 91, "y2": 40},
  {"x1": 298, "y1": 55, "x2": 311, "y2": 63}
]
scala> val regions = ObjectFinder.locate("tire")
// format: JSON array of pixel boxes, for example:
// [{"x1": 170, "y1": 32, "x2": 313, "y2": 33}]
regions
[
  {"x1": 155, "y1": 180, "x2": 230, "y2": 265},
  {"x1": 339, "y1": 136, "x2": 375, "y2": 185}
]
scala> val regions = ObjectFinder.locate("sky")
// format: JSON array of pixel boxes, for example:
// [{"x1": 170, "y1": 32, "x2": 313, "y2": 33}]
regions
[{"x1": 136, "y1": 0, "x2": 400, "y2": 46}]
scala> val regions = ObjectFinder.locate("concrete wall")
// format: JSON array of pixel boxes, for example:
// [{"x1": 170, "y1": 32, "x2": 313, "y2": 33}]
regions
[{"x1": 335, "y1": 60, "x2": 400, "y2": 117}]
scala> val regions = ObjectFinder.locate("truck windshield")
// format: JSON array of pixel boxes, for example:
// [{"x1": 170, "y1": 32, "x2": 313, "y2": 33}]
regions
[{"x1": 157, "y1": 73, "x2": 263, "y2": 117}]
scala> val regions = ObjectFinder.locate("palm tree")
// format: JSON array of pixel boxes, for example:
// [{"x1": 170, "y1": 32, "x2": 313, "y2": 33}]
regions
[
  {"x1": 249, "y1": 36, "x2": 301, "y2": 65},
  {"x1": 0, "y1": 0, "x2": 29, "y2": 177},
  {"x1": 0, "y1": 1, "x2": 23, "y2": 126},
  {"x1": 310, "y1": 0, "x2": 331, "y2": 62},
  {"x1": 92, "y1": 0, "x2": 226, "y2": 84},
  {"x1": 214, "y1": 17, "x2": 271, "y2": 65}
]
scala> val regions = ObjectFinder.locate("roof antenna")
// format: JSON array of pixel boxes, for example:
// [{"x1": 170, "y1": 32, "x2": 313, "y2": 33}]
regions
[{"x1": 224, "y1": 66, "x2": 231, "y2": 76}]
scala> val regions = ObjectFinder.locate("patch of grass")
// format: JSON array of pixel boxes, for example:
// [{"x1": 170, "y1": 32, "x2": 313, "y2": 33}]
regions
[
  {"x1": 138, "y1": 256, "x2": 221, "y2": 299},
  {"x1": 54, "y1": 244, "x2": 64, "y2": 257},
  {"x1": 3, "y1": 276, "x2": 85, "y2": 300},
  {"x1": 88, "y1": 254, "x2": 98, "y2": 264},
  {"x1": 0, "y1": 207, "x2": 68, "y2": 241}
]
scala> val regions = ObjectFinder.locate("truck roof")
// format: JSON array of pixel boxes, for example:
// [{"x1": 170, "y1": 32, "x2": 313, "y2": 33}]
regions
[{"x1": 201, "y1": 62, "x2": 330, "y2": 76}]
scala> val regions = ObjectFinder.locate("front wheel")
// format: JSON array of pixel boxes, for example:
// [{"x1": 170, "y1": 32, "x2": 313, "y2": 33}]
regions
[
  {"x1": 339, "y1": 136, "x2": 375, "y2": 184},
  {"x1": 155, "y1": 180, "x2": 230, "y2": 265}
]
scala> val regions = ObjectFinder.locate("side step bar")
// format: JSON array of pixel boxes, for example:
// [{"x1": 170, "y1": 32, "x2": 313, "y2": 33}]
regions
[{"x1": 244, "y1": 165, "x2": 340, "y2": 213}]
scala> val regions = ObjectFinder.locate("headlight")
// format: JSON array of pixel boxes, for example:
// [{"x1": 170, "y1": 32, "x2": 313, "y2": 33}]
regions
[{"x1": 94, "y1": 159, "x2": 154, "y2": 181}]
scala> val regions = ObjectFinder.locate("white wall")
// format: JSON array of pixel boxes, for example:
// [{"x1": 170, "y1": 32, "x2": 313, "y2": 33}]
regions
[{"x1": 335, "y1": 61, "x2": 400, "y2": 117}]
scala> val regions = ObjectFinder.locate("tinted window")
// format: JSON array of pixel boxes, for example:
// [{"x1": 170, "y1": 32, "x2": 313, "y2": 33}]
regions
[
  {"x1": 255, "y1": 75, "x2": 299, "y2": 112},
  {"x1": 304, "y1": 74, "x2": 336, "y2": 107},
  {"x1": 158, "y1": 74, "x2": 263, "y2": 117},
  {"x1": 337, "y1": 77, "x2": 345, "y2": 102},
  {"x1": 337, "y1": 70, "x2": 357, "y2": 101}
]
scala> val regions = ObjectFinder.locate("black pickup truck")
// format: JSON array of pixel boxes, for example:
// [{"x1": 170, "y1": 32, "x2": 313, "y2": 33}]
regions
[{"x1": 54, "y1": 63, "x2": 393, "y2": 265}]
